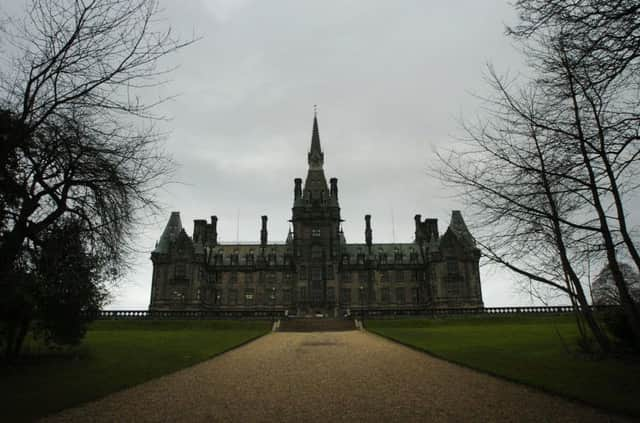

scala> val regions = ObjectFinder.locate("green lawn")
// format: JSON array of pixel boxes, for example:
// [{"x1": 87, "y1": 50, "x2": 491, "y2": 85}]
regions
[
  {"x1": 367, "y1": 315, "x2": 640, "y2": 418},
  {"x1": 1, "y1": 320, "x2": 271, "y2": 422}
]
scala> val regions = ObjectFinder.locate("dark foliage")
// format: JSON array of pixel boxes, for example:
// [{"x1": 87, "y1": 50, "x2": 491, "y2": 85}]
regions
[
  {"x1": 32, "y1": 219, "x2": 107, "y2": 347},
  {"x1": 601, "y1": 307, "x2": 637, "y2": 349},
  {"x1": 0, "y1": 0, "x2": 193, "y2": 359}
]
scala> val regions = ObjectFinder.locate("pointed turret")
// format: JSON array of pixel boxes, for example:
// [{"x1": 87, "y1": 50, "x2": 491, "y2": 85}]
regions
[
  {"x1": 308, "y1": 113, "x2": 324, "y2": 169},
  {"x1": 441, "y1": 210, "x2": 475, "y2": 248},
  {"x1": 300, "y1": 112, "x2": 330, "y2": 206},
  {"x1": 154, "y1": 211, "x2": 183, "y2": 253}
]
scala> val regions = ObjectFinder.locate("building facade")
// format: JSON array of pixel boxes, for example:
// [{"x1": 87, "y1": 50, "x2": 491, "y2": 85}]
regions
[{"x1": 149, "y1": 116, "x2": 483, "y2": 315}]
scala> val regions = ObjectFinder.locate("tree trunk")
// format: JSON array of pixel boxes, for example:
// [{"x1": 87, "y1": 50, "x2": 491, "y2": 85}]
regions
[{"x1": 563, "y1": 60, "x2": 640, "y2": 349}]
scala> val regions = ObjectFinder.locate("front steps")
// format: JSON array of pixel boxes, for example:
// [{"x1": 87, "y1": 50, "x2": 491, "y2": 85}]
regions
[{"x1": 278, "y1": 318, "x2": 356, "y2": 332}]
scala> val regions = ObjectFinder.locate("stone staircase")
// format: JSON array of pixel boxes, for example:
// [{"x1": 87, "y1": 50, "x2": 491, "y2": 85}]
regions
[{"x1": 278, "y1": 318, "x2": 356, "y2": 332}]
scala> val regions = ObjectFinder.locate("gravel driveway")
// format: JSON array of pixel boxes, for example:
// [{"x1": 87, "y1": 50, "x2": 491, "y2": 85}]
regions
[{"x1": 43, "y1": 330, "x2": 630, "y2": 422}]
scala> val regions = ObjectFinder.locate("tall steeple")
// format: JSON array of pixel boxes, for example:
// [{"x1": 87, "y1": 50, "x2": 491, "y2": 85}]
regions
[{"x1": 308, "y1": 107, "x2": 324, "y2": 169}]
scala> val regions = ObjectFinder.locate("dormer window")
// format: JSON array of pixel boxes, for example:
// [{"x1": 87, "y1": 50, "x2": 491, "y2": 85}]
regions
[
  {"x1": 394, "y1": 249, "x2": 403, "y2": 263},
  {"x1": 175, "y1": 263, "x2": 186, "y2": 279},
  {"x1": 409, "y1": 251, "x2": 418, "y2": 263}
]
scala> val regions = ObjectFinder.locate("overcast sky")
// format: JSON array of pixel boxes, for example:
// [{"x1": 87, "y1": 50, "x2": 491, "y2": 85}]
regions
[{"x1": 5, "y1": 0, "x2": 575, "y2": 308}]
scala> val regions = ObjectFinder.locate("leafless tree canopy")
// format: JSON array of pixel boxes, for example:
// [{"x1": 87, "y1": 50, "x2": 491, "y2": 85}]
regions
[
  {"x1": 0, "y1": 0, "x2": 193, "y2": 272},
  {"x1": 0, "y1": 0, "x2": 194, "y2": 358},
  {"x1": 438, "y1": 0, "x2": 640, "y2": 352}
]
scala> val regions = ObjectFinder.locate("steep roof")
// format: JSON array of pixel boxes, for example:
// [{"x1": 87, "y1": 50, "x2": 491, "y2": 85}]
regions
[
  {"x1": 442, "y1": 210, "x2": 476, "y2": 248},
  {"x1": 307, "y1": 113, "x2": 324, "y2": 168},
  {"x1": 154, "y1": 212, "x2": 183, "y2": 253},
  {"x1": 302, "y1": 113, "x2": 330, "y2": 204}
]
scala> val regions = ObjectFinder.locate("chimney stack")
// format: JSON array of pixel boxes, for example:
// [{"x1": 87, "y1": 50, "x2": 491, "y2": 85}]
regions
[
  {"x1": 414, "y1": 214, "x2": 423, "y2": 244},
  {"x1": 365, "y1": 214, "x2": 372, "y2": 251},
  {"x1": 260, "y1": 215, "x2": 268, "y2": 246},
  {"x1": 193, "y1": 219, "x2": 207, "y2": 244},
  {"x1": 330, "y1": 177, "x2": 338, "y2": 200},
  {"x1": 210, "y1": 215, "x2": 218, "y2": 245},
  {"x1": 294, "y1": 178, "x2": 302, "y2": 201}
]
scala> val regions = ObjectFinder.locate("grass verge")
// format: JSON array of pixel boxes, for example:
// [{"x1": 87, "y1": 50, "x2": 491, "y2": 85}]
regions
[
  {"x1": 1, "y1": 320, "x2": 271, "y2": 422},
  {"x1": 367, "y1": 315, "x2": 640, "y2": 418}
]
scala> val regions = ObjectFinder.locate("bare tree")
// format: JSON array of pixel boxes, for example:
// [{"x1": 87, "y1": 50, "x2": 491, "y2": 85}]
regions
[
  {"x1": 512, "y1": 0, "x2": 640, "y2": 346},
  {"x1": 0, "y1": 0, "x2": 194, "y2": 359},
  {"x1": 592, "y1": 263, "x2": 640, "y2": 306},
  {"x1": 439, "y1": 0, "x2": 640, "y2": 352},
  {"x1": 439, "y1": 68, "x2": 612, "y2": 352}
]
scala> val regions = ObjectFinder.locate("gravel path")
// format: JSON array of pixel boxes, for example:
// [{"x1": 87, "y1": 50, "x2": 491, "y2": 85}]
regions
[{"x1": 44, "y1": 330, "x2": 630, "y2": 422}]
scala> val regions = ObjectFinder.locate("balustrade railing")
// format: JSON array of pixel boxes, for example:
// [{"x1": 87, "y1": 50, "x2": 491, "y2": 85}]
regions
[{"x1": 90, "y1": 305, "x2": 617, "y2": 320}]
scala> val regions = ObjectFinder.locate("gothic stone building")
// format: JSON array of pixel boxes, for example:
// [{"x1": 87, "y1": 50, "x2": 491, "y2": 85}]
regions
[{"x1": 150, "y1": 116, "x2": 483, "y2": 315}]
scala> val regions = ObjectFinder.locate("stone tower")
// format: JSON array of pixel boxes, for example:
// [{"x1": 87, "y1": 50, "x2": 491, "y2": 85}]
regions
[{"x1": 290, "y1": 113, "x2": 342, "y2": 309}]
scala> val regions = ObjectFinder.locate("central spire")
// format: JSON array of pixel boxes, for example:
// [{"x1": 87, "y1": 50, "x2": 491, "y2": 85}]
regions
[{"x1": 308, "y1": 108, "x2": 324, "y2": 169}]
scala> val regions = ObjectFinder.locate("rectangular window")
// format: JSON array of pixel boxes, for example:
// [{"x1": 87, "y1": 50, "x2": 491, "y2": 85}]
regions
[
  {"x1": 299, "y1": 266, "x2": 306, "y2": 280},
  {"x1": 268, "y1": 288, "x2": 277, "y2": 303},
  {"x1": 395, "y1": 270, "x2": 405, "y2": 283},
  {"x1": 327, "y1": 265, "x2": 334, "y2": 280},
  {"x1": 380, "y1": 270, "x2": 389, "y2": 283},
  {"x1": 447, "y1": 277, "x2": 462, "y2": 296},
  {"x1": 411, "y1": 288, "x2": 419, "y2": 304},
  {"x1": 312, "y1": 267, "x2": 322, "y2": 280},
  {"x1": 299, "y1": 287, "x2": 306, "y2": 301},
  {"x1": 381, "y1": 287, "x2": 390, "y2": 303},
  {"x1": 342, "y1": 271, "x2": 352, "y2": 283},
  {"x1": 244, "y1": 288, "x2": 255, "y2": 305},
  {"x1": 341, "y1": 288, "x2": 351, "y2": 304},
  {"x1": 327, "y1": 287, "x2": 335, "y2": 302},
  {"x1": 358, "y1": 287, "x2": 367, "y2": 303},
  {"x1": 267, "y1": 271, "x2": 278, "y2": 284},
  {"x1": 244, "y1": 272, "x2": 254, "y2": 284},
  {"x1": 395, "y1": 288, "x2": 406, "y2": 304},
  {"x1": 175, "y1": 263, "x2": 186, "y2": 279},
  {"x1": 228, "y1": 271, "x2": 238, "y2": 284},
  {"x1": 228, "y1": 289, "x2": 238, "y2": 305},
  {"x1": 447, "y1": 259, "x2": 459, "y2": 275},
  {"x1": 283, "y1": 289, "x2": 292, "y2": 304},
  {"x1": 359, "y1": 271, "x2": 368, "y2": 283},
  {"x1": 311, "y1": 228, "x2": 321, "y2": 237}
]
